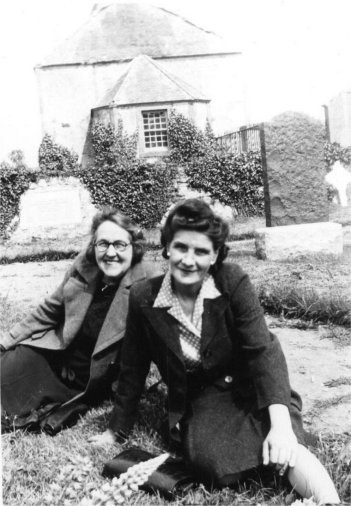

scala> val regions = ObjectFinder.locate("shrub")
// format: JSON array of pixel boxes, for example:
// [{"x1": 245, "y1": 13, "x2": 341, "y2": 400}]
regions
[
  {"x1": 324, "y1": 141, "x2": 351, "y2": 167},
  {"x1": 77, "y1": 121, "x2": 177, "y2": 228},
  {"x1": 78, "y1": 161, "x2": 177, "y2": 229},
  {"x1": 186, "y1": 151, "x2": 264, "y2": 216},
  {"x1": 0, "y1": 151, "x2": 35, "y2": 237},
  {"x1": 168, "y1": 110, "x2": 215, "y2": 163},
  {"x1": 38, "y1": 134, "x2": 79, "y2": 173},
  {"x1": 168, "y1": 110, "x2": 264, "y2": 216},
  {"x1": 90, "y1": 120, "x2": 137, "y2": 166}
]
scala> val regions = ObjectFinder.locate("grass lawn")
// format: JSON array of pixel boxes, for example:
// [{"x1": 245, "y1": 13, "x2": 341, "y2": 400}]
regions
[{"x1": 1, "y1": 244, "x2": 351, "y2": 505}]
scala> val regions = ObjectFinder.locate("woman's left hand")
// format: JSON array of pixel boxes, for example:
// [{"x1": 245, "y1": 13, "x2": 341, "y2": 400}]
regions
[
  {"x1": 262, "y1": 426, "x2": 298, "y2": 473},
  {"x1": 263, "y1": 404, "x2": 298, "y2": 475}
]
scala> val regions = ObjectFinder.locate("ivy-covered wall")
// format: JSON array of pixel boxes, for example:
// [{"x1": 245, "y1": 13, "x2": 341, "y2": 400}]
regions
[
  {"x1": 168, "y1": 110, "x2": 264, "y2": 216},
  {"x1": 1, "y1": 112, "x2": 265, "y2": 238},
  {"x1": 77, "y1": 121, "x2": 178, "y2": 228}
]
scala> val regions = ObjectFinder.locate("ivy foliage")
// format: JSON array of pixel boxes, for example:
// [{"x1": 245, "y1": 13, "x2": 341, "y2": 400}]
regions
[
  {"x1": 168, "y1": 110, "x2": 264, "y2": 216},
  {"x1": 79, "y1": 161, "x2": 177, "y2": 229},
  {"x1": 1, "y1": 110, "x2": 264, "y2": 238},
  {"x1": 168, "y1": 110, "x2": 216, "y2": 163},
  {"x1": 90, "y1": 120, "x2": 138, "y2": 166},
  {"x1": 324, "y1": 141, "x2": 351, "y2": 202},
  {"x1": 78, "y1": 121, "x2": 177, "y2": 228},
  {"x1": 324, "y1": 141, "x2": 351, "y2": 167},
  {"x1": 186, "y1": 151, "x2": 264, "y2": 216},
  {"x1": 39, "y1": 134, "x2": 79, "y2": 174},
  {"x1": 0, "y1": 151, "x2": 35, "y2": 237}
]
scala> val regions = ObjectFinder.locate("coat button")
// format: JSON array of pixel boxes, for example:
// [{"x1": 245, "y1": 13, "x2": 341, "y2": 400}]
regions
[
  {"x1": 224, "y1": 375, "x2": 233, "y2": 384},
  {"x1": 204, "y1": 349, "x2": 212, "y2": 358}
]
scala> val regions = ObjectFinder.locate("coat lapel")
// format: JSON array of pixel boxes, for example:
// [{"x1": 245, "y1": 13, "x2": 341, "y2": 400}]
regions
[
  {"x1": 142, "y1": 306, "x2": 185, "y2": 363},
  {"x1": 63, "y1": 258, "x2": 100, "y2": 341},
  {"x1": 201, "y1": 295, "x2": 230, "y2": 353},
  {"x1": 93, "y1": 262, "x2": 148, "y2": 355}
]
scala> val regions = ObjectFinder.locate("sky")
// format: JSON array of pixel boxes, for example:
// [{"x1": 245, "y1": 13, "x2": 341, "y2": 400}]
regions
[{"x1": 0, "y1": 0, "x2": 351, "y2": 165}]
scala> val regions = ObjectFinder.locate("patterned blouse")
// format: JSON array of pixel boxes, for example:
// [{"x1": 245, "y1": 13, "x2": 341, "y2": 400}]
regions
[{"x1": 153, "y1": 270, "x2": 221, "y2": 369}]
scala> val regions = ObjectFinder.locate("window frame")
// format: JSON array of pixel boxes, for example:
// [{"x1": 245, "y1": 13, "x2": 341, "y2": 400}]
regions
[{"x1": 141, "y1": 109, "x2": 169, "y2": 152}]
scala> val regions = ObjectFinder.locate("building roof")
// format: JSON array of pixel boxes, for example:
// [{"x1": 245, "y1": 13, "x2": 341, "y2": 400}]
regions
[
  {"x1": 38, "y1": 2, "x2": 239, "y2": 67},
  {"x1": 94, "y1": 54, "x2": 209, "y2": 108}
]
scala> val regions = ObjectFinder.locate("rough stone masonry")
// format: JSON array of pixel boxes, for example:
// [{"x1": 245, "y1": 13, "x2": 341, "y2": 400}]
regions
[{"x1": 255, "y1": 113, "x2": 343, "y2": 259}]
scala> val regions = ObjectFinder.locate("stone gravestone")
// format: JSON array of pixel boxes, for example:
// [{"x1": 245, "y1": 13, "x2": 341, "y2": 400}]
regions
[
  {"x1": 255, "y1": 112, "x2": 343, "y2": 259},
  {"x1": 262, "y1": 112, "x2": 328, "y2": 226},
  {"x1": 19, "y1": 185, "x2": 81, "y2": 228},
  {"x1": 9, "y1": 177, "x2": 97, "y2": 242}
]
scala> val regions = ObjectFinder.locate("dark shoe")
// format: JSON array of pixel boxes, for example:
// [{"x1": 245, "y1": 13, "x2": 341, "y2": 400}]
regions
[{"x1": 40, "y1": 402, "x2": 89, "y2": 435}]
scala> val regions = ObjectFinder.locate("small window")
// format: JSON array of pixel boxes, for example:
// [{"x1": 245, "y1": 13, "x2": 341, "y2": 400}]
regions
[{"x1": 142, "y1": 110, "x2": 168, "y2": 150}]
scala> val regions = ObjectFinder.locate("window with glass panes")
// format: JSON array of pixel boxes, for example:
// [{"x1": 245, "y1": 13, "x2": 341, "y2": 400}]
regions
[{"x1": 142, "y1": 110, "x2": 168, "y2": 149}]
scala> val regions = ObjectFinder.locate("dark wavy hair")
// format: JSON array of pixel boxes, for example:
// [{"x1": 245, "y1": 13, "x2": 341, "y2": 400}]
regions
[
  {"x1": 161, "y1": 199, "x2": 229, "y2": 271},
  {"x1": 85, "y1": 207, "x2": 145, "y2": 266}
]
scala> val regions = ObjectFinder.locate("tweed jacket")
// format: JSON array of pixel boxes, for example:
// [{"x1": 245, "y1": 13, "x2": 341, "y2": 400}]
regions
[
  {"x1": 108, "y1": 262, "x2": 293, "y2": 436},
  {"x1": 1, "y1": 253, "x2": 158, "y2": 403}
]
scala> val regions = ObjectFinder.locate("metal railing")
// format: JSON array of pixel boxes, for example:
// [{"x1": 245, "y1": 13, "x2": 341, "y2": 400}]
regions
[{"x1": 215, "y1": 124, "x2": 261, "y2": 154}]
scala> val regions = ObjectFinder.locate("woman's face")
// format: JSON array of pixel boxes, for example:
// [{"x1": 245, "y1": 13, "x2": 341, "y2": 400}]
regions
[
  {"x1": 167, "y1": 230, "x2": 218, "y2": 293},
  {"x1": 94, "y1": 221, "x2": 133, "y2": 283}
]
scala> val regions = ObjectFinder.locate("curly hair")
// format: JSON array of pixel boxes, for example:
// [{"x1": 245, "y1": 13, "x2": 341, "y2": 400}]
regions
[
  {"x1": 160, "y1": 198, "x2": 229, "y2": 271},
  {"x1": 85, "y1": 207, "x2": 145, "y2": 266}
]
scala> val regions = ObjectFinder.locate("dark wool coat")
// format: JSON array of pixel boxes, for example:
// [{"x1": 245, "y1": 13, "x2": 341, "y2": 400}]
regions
[
  {"x1": 1, "y1": 253, "x2": 158, "y2": 405},
  {"x1": 108, "y1": 262, "x2": 305, "y2": 482}
]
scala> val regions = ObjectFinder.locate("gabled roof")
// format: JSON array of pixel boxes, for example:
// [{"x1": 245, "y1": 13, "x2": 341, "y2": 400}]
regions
[
  {"x1": 38, "y1": 2, "x2": 239, "y2": 67},
  {"x1": 94, "y1": 54, "x2": 209, "y2": 108}
]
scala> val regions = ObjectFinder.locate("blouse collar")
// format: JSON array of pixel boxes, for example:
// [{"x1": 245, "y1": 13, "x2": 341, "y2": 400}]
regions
[{"x1": 154, "y1": 270, "x2": 221, "y2": 335}]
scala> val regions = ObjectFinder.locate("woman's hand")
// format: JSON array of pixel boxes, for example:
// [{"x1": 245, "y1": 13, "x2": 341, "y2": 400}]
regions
[
  {"x1": 262, "y1": 426, "x2": 298, "y2": 474},
  {"x1": 263, "y1": 404, "x2": 298, "y2": 474},
  {"x1": 88, "y1": 429, "x2": 115, "y2": 446}
]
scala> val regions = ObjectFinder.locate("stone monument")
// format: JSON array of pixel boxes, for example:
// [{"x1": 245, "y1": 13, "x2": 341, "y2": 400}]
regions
[
  {"x1": 255, "y1": 112, "x2": 343, "y2": 259},
  {"x1": 262, "y1": 112, "x2": 328, "y2": 226},
  {"x1": 8, "y1": 177, "x2": 97, "y2": 243}
]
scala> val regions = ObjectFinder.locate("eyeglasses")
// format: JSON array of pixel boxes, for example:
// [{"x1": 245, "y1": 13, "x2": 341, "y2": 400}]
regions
[{"x1": 94, "y1": 240, "x2": 131, "y2": 253}]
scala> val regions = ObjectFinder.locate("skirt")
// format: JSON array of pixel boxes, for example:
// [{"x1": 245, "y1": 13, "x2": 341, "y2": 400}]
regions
[
  {"x1": 181, "y1": 384, "x2": 305, "y2": 486},
  {"x1": 1, "y1": 345, "x2": 82, "y2": 418}
]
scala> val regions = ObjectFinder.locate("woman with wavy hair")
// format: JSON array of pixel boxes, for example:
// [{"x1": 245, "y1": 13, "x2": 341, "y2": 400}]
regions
[
  {"x1": 91, "y1": 198, "x2": 340, "y2": 504},
  {"x1": 1, "y1": 207, "x2": 157, "y2": 433}
]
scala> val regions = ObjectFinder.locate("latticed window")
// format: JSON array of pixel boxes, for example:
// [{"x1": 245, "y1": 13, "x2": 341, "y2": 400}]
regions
[{"x1": 142, "y1": 110, "x2": 168, "y2": 149}]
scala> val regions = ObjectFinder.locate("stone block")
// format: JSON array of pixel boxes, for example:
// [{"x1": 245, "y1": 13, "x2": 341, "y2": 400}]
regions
[
  {"x1": 9, "y1": 177, "x2": 97, "y2": 242},
  {"x1": 263, "y1": 114, "x2": 328, "y2": 226},
  {"x1": 255, "y1": 222, "x2": 343, "y2": 260}
]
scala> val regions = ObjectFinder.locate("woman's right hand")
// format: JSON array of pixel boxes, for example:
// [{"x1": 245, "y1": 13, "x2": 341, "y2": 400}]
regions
[{"x1": 88, "y1": 429, "x2": 115, "y2": 446}]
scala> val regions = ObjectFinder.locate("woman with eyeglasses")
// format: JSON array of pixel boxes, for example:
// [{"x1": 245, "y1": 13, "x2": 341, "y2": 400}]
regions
[
  {"x1": 91, "y1": 199, "x2": 340, "y2": 504},
  {"x1": 1, "y1": 207, "x2": 158, "y2": 434}
]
